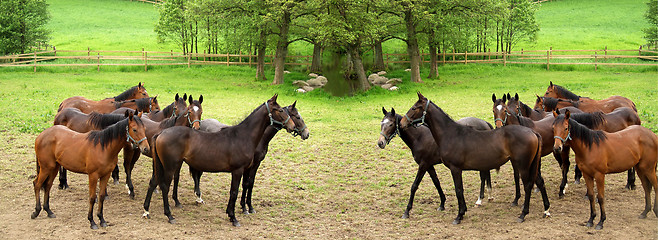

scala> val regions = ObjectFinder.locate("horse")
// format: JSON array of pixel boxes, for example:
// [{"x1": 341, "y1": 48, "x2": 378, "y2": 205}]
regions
[
  {"x1": 186, "y1": 102, "x2": 309, "y2": 215},
  {"x1": 552, "y1": 110, "x2": 658, "y2": 230},
  {"x1": 543, "y1": 81, "x2": 637, "y2": 112},
  {"x1": 53, "y1": 109, "x2": 132, "y2": 189},
  {"x1": 112, "y1": 95, "x2": 161, "y2": 116},
  {"x1": 32, "y1": 111, "x2": 149, "y2": 229},
  {"x1": 143, "y1": 94, "x2": 295, "y2": 227},
  {"x1": 120, "y1": 95, "x2": 203, "y2": 199},
  {"x1": 58, "y1": 82, "x2": 149, "y2": 112},
  {"x1": 377, "y1": 108, "x2": 495, "y2": 219},
  {"x1": 504, "y1": 93, "x2": 582, "y2": 121},
  {"x1": 142, "y1": 93, "x2": 189, "y2": 122}
]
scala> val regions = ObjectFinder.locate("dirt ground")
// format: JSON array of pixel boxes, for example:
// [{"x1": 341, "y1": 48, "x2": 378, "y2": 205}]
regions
[{"x1": 1, "y1": 132, "x2": 657, "y2": 240}]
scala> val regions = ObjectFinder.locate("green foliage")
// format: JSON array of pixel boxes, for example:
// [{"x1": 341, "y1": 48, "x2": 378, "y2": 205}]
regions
[
  {"x1": 0, "y1": 0, "x2": 50, "y2": 55},
  {"x1": 644, "y1": 0, "x2": 658, "y2": 48}
]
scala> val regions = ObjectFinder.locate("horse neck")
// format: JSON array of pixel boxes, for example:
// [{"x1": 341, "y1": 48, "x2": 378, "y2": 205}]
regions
[
  {"x1": 515, "y1": 115, "x2": 535, "y2": 128},
  {"x1": 395, "y1": 115, "x2": 418, "y2": 147},
  {"x1": 233, "y1": 104, "x2": 272, "y2": 147},
  {"x1": 425, "y1": 103, "x2": 460, "y2": 142}
]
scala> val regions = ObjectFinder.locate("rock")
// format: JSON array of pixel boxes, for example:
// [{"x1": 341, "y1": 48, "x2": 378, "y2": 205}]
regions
[
  {"x1": 386, "y1": 78, "x2": 402, "y2": 85},
  {"x1": 404, "y1": 69, "x2": 411, "y2": 72},
  {"x1": 296, "y1": 88, "x2": 306, "y2": 93},
  {"x1": 284, "y1": 70, "x2": 291, "y2": 74},
  {"x1": 389, "y1": 86, "x2": 399, "y2": 91},
  {"x1": 368, "y1": 74, "x2": 379, "y2": 83},
  {"x1": 302, "y1": 86, "x2": 314, "y2": 92},
  {"x1": 377, "y1": 71, "x2": 387, "y2": 76},
  {"x1": 381, "y1": 83, "x2": 393, "y2": 89},
  {"x1": 316, "y1": 76, "x2": 328, "y2": 85},
  {"x1": 293, "y1": 80, "x2": 309, "y2": 88},
  {"x1": 307, "y1": 78, "x2": 323, "y2": 87},
  {"x1": 373, "y1": 76, "x2": 389, "y2": 85}
]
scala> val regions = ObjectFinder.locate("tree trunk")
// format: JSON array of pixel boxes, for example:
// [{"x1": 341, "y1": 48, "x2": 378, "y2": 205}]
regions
[
  {"x1": 272, "y1": 11, "x2": 291, "y2": 85},
  {"x1": 373, "y1": 40, "x2": 385, "y2": 71},
  {"x1": 310, "y1": 43, "x2": 323, "y2": 73},
  {"x1": 349, "y1": 45, "x2": 370, "y2": 91},
  {"x1": 256, "y1": 30, "x2": 267, "y2": 81},
  {"x1": 428, "y1": 29, "x2": 438, "y2": 79},
  {"x1": 405, "y1": 10, "x2": 422, "y2": 83}
]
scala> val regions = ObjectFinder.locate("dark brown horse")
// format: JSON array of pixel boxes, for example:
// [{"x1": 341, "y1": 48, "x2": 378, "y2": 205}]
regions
[
  {"x1": 143, "y1": 94, "x2": 295, "y2": 227},
  {"x1": 552, "y1": 110, "x2": 658, "y2": 230},
  {"x1": 121, "y1": 95, "x2": 203, "y2": 199},
  {"x1": 504, "y1": 93, "x2": 582, "y2": 121},
  {"x1": 58, "y1": 82, "x2": 149, "y2": 113},
  {"x1": 543, "y1": 81, "x2": 637, "y2": 112},
  {"x1": 112, "y1": 95, "x2": 161, "y2": 116},
  {"x1": 400, "y1": 93, "x2": 549, "y2": 224},
  {"x1": 378, "y1": 108, "x2": 494, "y2": 219},
  {"x1": 186, "y1": 102, "x2": 309, "y2": 214},
  {"x1": 142, "y1": 93, "x2": 189, "y2": 122},
  {"x1": 32, "y1": 111, "x2": 149, "y2": 229}
]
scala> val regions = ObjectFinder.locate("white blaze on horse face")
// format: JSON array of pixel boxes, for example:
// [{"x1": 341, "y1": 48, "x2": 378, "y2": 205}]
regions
[
  {"x1": 381, "y1": 118, "x2": 390, "y2": 126},
  {"x1": 193, "y1": 106, "x2": 199, "y2": 113},
  {"x1": 496, "y1": 105, "x2": 503, "y2": 111}
]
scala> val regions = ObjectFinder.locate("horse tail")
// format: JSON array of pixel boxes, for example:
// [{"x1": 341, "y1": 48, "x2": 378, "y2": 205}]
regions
[
  {"x1": 532, "y1": 131, "x2": 543, "y2": 175},
  {"x1": 151, "y1": 133, "x2": 164, "y2": 183}
]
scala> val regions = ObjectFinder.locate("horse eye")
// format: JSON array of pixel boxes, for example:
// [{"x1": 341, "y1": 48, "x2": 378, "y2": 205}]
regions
[{"x1": 133, "y1": 129, "x2": 137, "y2": 132}]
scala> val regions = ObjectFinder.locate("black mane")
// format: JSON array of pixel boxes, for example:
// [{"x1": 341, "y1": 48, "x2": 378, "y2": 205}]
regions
[
  {"x1": 86, "y1": 117, "x2": 143, "y2": 148},
  {"x1": 160, "y1": 103, "x2": 175, "y2": 117},
  {"x1": 86, "y1": 112, "x2": 126, "y2": 130},
  {"x1": 568, "y1": 111, "x2": 606, "y2": 129},
  {"x1": 552, "y1": 84, "x2": 581, "y2": 101},
  {"x1": 114, "y1": 98, "x2": 151, "y2": 112},
  {"x1": 113, "y1": 85, "x2": 142, "y2": 102},
  {"x1": 554, "y1": 115, "x2": 607, "y2": 149},
  {"x1": 542, "y1": 97, "x2": 577, "y2": 109},
  {"x1": 159, "y1": 115, "x2": 179, "y2": 128}
]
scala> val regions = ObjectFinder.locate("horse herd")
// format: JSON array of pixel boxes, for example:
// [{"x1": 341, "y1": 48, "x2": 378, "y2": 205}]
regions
[
  {"x1": 377, "y1": 83, "x2": 657, "y2": 230},
  {"x1": 30, "y1": 82, "x2": 657, "y2": 231}
]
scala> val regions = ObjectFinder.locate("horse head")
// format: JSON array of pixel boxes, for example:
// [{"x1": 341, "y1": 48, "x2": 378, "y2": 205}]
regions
[
  {"x1": 185, "y1": 95, "x2": 203, "y2": 130},
  {"x1": 125, "y1": 110, "x2": 150, "y2": 155},
  {"x1": 378, "y1": 107, "x2": 398, "y2": 149},
  {"x1": 551, "y1": 109, "x2": 571, "y2": 152},
  {"x1": 492, "y1": 93, "x2": 510, "y2": 128},
  {"x1": 266, "y1": 94, "x2": 295, "y2": 132},
  {"x1": 285, "y1": 101, "x2": 309, "y2": 140},
  {"x1": 400, "y1": 92, "x2": 430, "y2": 129}
]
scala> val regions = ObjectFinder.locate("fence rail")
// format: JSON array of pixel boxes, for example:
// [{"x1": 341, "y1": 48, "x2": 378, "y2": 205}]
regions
[{"x1": 0, "y1": 46, "x2": 656, "y2": 72}]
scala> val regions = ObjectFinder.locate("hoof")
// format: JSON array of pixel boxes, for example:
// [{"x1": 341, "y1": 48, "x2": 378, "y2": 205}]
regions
[
  {"x1": 58, "y1": 184, "x2": 69, "y2": 190},
  {"x1": 142, "y1": 211, "x2": 150, "y2": 219},
  {"x1": 168, "y1": 219, "x2": 176, "y2": 224},
  {"x1": 511, "y1": 202, "x2": 519, "y2": 207},
  {"x1": 475, "y1": 198, "x2": 482, "y2": 207},
  {"x1": 517, "y1": 217, "x2": 525, "y2": 223},
  {"x1": 100, "y1": 222, "x2": 108, "y2": 227},
  {"x1": 242, "y1": 210, "x2": 250, "y2": 215},
  {"x1": 129, "y1": 194, "x2": 135, "y2": 200},
  {"x1": 30, "y1": 212, "x2": 39, "y2": 219},
  {"x1": 90, "y1": 224, "x2": 98, "y2": 230},
  {"x1": 488, "y1": 197, "x2": 494, "y2": 202},
  {"x1": 47, "y1": 213, "x2": 56, "y2": 218},
  {"x1": 437, "y1": 206, "x2": 445, "y2": 211},
  {"x1": 595, "y1": 224, "x2": 603, "y2": 230},
  {"x1": 558, "y1": 194, "x2": 564, "y2": 199},
  {"x1": 175, "y1": 202, "x2": 182, "y2": 208},
  {"x1": 452, "y1": 219, "x2": 461, "y2": 225},
  {"x1": 232, "y1": 220, "x2": 241, "y2": 227},
  {"x1": 638, "y1": 214, "x2": 647, "y2": 219},
  {"x1": 249, "y1": 209, "x2": 256, "y2": 214},
  {"x1": 402, "y1": 213, "x2": 409, "y2": 219},
  {"x1": 543, "y1": 210, "x2": 551, "y2": 218},
  {"x1": 626, "y1": 185, "x2": 636, "y2": 190},
  {"x1": 586, "y1": 222, "x2": 593, "y2": 228},
  {"x1": 113, "y1": 179, "x2": 120, "y2": 185}
]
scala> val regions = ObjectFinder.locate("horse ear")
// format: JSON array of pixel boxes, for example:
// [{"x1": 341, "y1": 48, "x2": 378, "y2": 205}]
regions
[
  {"x1": 126, "y1": 110, "x2": 134, "y2": 120},
  {"x1": 291, "y1": 100, "x2": 297, "y2": 109},
  {"x1": 183, "y1": 93, "x2": 188, "y2": 101},
  {"x1": 175, "y1": 93, "x2": 180, "y2": 101},
  {"x1": 198, "y1": 95, "x2": 203, "y2": 104},
  {"x1": 550, "y1": 81, "x2": 553, "y2": 87},
  {"x1": 138, "y1": 82, "x2": 143, "y2": 88},
  {"x1": 506, "y1": 93, "x2": 511, "y2": 100},
  {"x1": 565, "y1": 109, "x2": 571, "y2": 119},
  {"x1": 391, "y1": 108, "x2": 396, "y2": 115},
  {"x1": 552, "y1": 110, "x2": 558, "y2": 118},
  {"x1": 502, "y1": 94, "x2": 507, "y2": 103},
  {"x1": 514, "y1": 93, "x2": 519, "y2": 101},
  {"x1": 417, "y1": 92, "x2": 424, "y2": 100},
  {"x1": 492, "y1": 93, "x2": 496, "y2": 103},
  {"x1": 382, "y1": 107, "x2": 387, "y2": 115},
  {"x1": 137, "y1": 111, "x2": 143, "y2": 118},
  {"x1": 271, "y1": 94, "x2": 278, "y2": 102},
  {"x1": 188, "y1": 95, "x2": 194, "y2": 105}
]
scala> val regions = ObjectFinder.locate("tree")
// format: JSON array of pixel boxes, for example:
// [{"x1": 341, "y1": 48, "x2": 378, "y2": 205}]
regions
[
  {"x1": 0, "y1": 0, "x2": 50, "y2": 55},
  {"x1": 644, "y1": 0, "x2": 658, "y2": 49}
]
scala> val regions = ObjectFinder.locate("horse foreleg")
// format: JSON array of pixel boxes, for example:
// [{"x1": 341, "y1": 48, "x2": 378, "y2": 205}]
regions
[
  {"x1": 583, "y1": 174, "x2": 596, "y2": 228},
  {"x1": 43, "y1": 165, "x2": 59, "y2": 218},
  {"x1": 245, "y1": 161, "x2": 262, "y2": 214},
  {"x1": 58, "y1": 166, "x2": 69, "y2": 190},
  {"x1": 88, "y1": 174, "x2": 99, "y2": 229},
  {"x1": 227, "y1": 169, "x2": 245, "y2": 227},
  {"x1": 240, "y1": 163, "x2": 259, "y2": 214},
  {"x1": 402, "y1": 165, "x2": 427, "y2": 219},
  {"x1": 427, "y1": 166, "x2": 446, "y2": 211},
  {"x1": 449, "y1": 167, "x2": 466, "y2": 225},
  {"x1": 111, "y1": 165, "x2": 120, "y2": 185},
  {"x1": 556, "y1": 149, "x2": 569, "y2": 198},
  {"x1": 97, "y1": 174, "x2": 111, "y2": 228},
  {"x1": 190, "y1": 167, "x2": 204, "y2": 205},
  {"x1": 636, "y1": 167, "x2": 652, "y2": 219},
  {"x1": 512, "y1": 167, "x2": 521, "y2": 206},
  {"x1": 476, "y1": 170, "x2": 491, "y2": 207},
  {"x1": 123, "y1": 147, "x2": 140, "y2": 199},
  {"x1": 594, "y1": 174, "x2": 606, "y2": 230},
  {"x1": 142, "y1": 172, "x2": 158, "y2": 219}
]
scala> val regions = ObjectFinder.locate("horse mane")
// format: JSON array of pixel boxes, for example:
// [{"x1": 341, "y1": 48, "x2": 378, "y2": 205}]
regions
[
  {"x1": 555, "y1": 116, "x2": 607, "y2": 149},
  {"x1": 569, "y1": 111, "x2": 606, "y2": 129},
  {"x1": 429, "y1": 101, "x2": 464, "y2": 130},
  {"x1": 114, "y1": 98, "x2": 151, "y2": 111},
  {"x1": 86, "y1": 117, "x2": 142, "y2": 148},
  {"x1": 86, "y1": 112, "x2": 126, "y2": 129},
  {"x1": 542, "y1": 97, "x2": 577, "y2": 109},
  {"x1": 113, "y1": 85, "x2": 141, "y2": 102},
  {"x1": 518, "y1": 101, "x2": 535, "y2": 116},
  {"x1": 515, "y1": 115, "x2": 535, "y2": 128},
  {"x1": 552, "y1": 84, "x2": 581, "y2": 101},
  {"x1": 160, "y1": 103, "x2": 175, "y2": 117},
  {"x1": 158, "y1": 115, "x2": 179, "y2": 128}
]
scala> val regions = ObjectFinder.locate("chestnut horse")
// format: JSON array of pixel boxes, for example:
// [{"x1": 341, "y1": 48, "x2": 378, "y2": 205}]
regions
[
  {"x1": 504, "y1": 93, "x2": 582, "y2": 121},
  {"x1": 121, "y1": 95, "x2": 202, "y2": 199},
  {"x1": 552, "y1": 110, "x2": 658, "y2": 230},
  {"x1": 378, "y1": 108, "x2": 494, "y2": 219},
  {"x1": 142, "y1": 93, "x2": 189, "y2": 122},
  {"x1": 185, "y1": 102, "x2": 309, "y2": 214},
  {"x1": 58, "y1": 82, "x2": 149, "y2": 113},
  {"x1": 32, "y1": 111, "x2": 149, "y2": 229},
  {"x1": 400, "y1": 93, "x2": 549, "y2": 224},
  {"x1": 143, "y1": 94, "x2": 295, "y2": 227},
  {"x1": 112, "y1": 95, "x2": 161, "y2": 116},
  {"x1": 543, "y1": 81, "x2": 637, "y2": 113}
]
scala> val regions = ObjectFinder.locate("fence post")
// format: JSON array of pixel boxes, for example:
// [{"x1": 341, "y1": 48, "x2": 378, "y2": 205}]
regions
[
  {"x1": 53, "y1": 46, "x2": 57, "y2": 56},
  {"x1": 442, "y1": 50, "x2": 445, "y2": 64},
  {"x1": 33, "y1": 50, "x2": 37, "y2": 72},
  {"x1": 144, "y1": 51, "x2": 148, "y2": 72},
  {"x1": 594, "y1": 51, "x2": 597, "y2": 71},
  {"x1": 503, "y1": 51, "x2": 507, "y2": 67},
  {"x1": 170, "y1": 50, "x2": 173, "y2": 61},
  {"x1": 464, "y1": 50, "x2": 468, "y2": 64},
  {"x1": 452, "y1": 49, "x2": 455, "y2": 62},
  {"x1": 239, "y1": 51, "x2": 242, "y2": 64},
  {"x1": 546, "y1": 47, "x2": 552, "y2": 70},
  {"x1": 249, "y1": 52, "x2": 252, "y2": 67},
  {"x1": 203, "y1": 50, "x2": 206, "y2": 62},
  {"x1": 639, "y1": 46, "x2": 642, "y2": 56},
  {"x1": 227, "y1": 53, "x2": 230, "y2": 66},
  {"x1": 97, "y1": 52, "x2": 100, "y2": 72},
  {"x1": 187, "y1": 53, "x2": 191, "y2": 68},
  {"x1": 88, "y1": 47, "x2": 91, "y2": 62},
  {"x1": 604, "y1": 46, "x2": 607, "y2": 60}
]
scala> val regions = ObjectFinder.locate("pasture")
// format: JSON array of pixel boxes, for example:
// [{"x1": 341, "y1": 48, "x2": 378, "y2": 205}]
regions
[{"x1": 0, "y1": 65, "x2": 656, "y2": 238}]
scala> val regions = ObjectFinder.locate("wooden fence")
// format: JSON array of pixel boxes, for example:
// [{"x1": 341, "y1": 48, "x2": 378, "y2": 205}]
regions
[{"x1": 0, "y1": 47, "x2": 655, "y2": 72}]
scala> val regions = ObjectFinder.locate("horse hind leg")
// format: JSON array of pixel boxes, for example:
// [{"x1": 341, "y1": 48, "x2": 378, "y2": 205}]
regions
[
  {"x1": 636, "y1": 167, "x2": 652, "y2": 219},
  {"x1": 58, "y1": 166, "x2": 69, "y2": 190},
  {"x1": 625, "y1": 167, "x2": 636, "y2": 190},
  {"x1": 594, "y1": 175, "x2": 606, "y2": 230},
  {"x1": 403, "y1": 165, "x2": 427, "y2": 219},
  {"x1": 97, "y1": 174, "x2": 112, "y2": 228},
  {"x1": 476, "y1": 170, "x2": 490, "y2": 207},
  {"x1": 88, "y1": 174, "x2": 99, "y2": 229},
  {"x1": 42, "y1": 165, "x2": 59, "y2": 218},
  {"x1": 427, "y1": 166, "x2": 446, "y2": 211}
]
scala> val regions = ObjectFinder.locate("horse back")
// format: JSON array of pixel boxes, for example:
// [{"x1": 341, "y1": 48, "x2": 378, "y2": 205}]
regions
[
  {"x1": 36, "y1": 126, "x2": 106, "y2": 174},
  {"x1": 596, "y1": 126, "x2": 657, "y2": 173}
]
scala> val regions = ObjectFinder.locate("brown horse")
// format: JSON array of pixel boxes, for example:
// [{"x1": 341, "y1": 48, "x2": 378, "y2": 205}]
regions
[
  {"x1": 504, "y1": 93, "x2": 582, "y2": 121},
  {"x1": 58, "y1": 82, "x2": 149, "y2": 113},
  {"x1": 121, "y1": 95, "x2": 202, "y2": 199},
  {"x1": 142, "y1": 93, "x2": 188, "y2": 122},
  {"x1": 378, "y1": 108, "x2": 494, "y2": 219},
  {"x1": 552, "y1": 110, "x2": 658, "y2": 230},
  {"x1": 400, "y1": 92, "x2": 549, "y2": 224},
  {"x1": 143, "y1": 94, "x2": 295, "y2": 227},
  {"x1": 543, "y1": 82, "x2": 636, "y2": 113},
  {"x1": 112, "y1": 95, "x2": 160, "y2": 116},
  {"x1": 32, "y1": 111, "x2": 149, "y2": 229}
]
